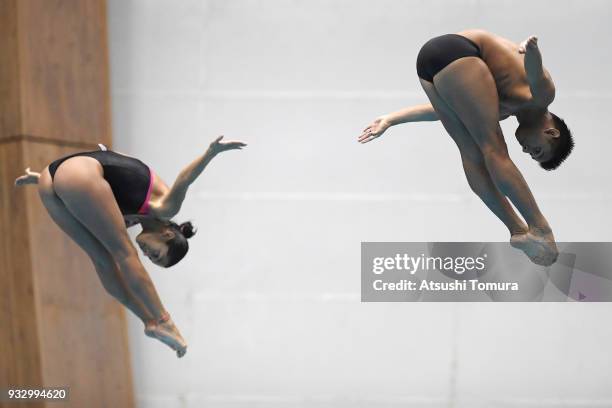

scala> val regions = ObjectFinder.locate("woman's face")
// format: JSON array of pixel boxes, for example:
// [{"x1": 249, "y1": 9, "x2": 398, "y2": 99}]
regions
[{"x1": 135, "y1": 230, "x2": 173, "y2": 266}]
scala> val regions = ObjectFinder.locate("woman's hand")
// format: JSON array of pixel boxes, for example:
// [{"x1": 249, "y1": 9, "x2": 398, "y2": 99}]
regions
[
  {"x1": 14, "y1": 167, "x2": 40, "y2": 186},
  {"x1": 518, "y1": 35, "x2": 538, "y2": 54},
  {"x1": 208, "y1": 135, "x2": 247, "y2": 154},
  {"x1": 358, "y1": 116, "x2": 391, "y2": 144}
]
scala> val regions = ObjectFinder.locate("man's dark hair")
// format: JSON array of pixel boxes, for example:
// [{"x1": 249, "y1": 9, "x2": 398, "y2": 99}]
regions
[
  {"x1": 540, "y1": 113, "x2": 574, "y2": 171},
  {"x1": 164, "y1": 221, "x2": 196, "y2": 267}
]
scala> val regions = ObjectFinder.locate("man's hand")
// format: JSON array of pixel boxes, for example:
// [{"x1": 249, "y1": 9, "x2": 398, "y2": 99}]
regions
[
  {"x1": 208, "y1": 135, "x2": 247, "y2": 154},
  {"x1": 358, "y1": 116, "x2": 391, "y2": 144},
  {"x1": 518, "y1": 35, "x2": 538, "y2": 54}
]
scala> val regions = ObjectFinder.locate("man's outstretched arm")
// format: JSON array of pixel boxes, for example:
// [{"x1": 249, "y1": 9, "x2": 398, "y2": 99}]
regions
[{"x1": 358, "y1": 103, "x2": 438, "y2": 144}]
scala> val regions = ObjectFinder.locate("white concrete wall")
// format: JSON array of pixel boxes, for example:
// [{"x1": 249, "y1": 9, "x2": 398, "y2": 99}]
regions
[{"x1": 107, "y1": 1, "x2": 612, "y2": 407}]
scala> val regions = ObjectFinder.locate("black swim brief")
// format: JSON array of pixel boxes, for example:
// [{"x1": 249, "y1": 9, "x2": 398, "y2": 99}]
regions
[{"x1": 416, "y1": 34, "x2": 481, "y2": 82}]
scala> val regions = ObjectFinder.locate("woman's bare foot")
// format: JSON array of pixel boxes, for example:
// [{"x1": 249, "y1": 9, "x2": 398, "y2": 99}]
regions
[
  {"x1": 144, "y1": 312, "x2": 188, "y2": 358},
  {"x1": 510, "y1": 227, "x2": 558, "y2": 266}
]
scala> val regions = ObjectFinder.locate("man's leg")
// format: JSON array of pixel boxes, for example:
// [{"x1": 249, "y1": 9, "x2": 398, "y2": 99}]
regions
[
  {"x1": 419, "y1": 79, "x2": 527, "y2": 237},
  {"x1": 431, "y1": 57, "x2": 557, "y2": 265}
]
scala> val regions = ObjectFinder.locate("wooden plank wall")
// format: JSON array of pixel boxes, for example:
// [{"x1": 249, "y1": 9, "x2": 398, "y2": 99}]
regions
[{"x1": 0, "y1": 1, "x2": 135, "y2": 407}]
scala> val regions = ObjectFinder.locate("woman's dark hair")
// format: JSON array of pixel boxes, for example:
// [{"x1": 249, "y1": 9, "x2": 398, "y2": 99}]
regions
[
  {"x1": 163, "y1": 220, "x2": 196, "y2": 267},
  {"x1": 540, "y1": 113, "x2": 574, "y2": 171}
]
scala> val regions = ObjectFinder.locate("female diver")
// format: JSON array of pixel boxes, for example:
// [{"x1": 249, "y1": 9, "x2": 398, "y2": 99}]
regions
[{"x1": 15, "y1": 136, "x2": 246, "y2": 357}]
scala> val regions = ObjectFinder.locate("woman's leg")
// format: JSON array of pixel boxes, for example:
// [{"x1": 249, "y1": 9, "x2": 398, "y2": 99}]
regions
[
  {"x1": 51, "y1": 157, "x2": 187, "y2": 357},
  {"x1": 419, "y1": 78, "x2": 528, "y2": 237},
  {"x1": 38, "y1": 167, "x2": 153, "y2": 322}
]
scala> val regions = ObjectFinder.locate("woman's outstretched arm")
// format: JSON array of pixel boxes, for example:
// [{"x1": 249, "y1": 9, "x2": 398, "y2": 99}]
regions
[
  {"x1": 358, "y1": 103, "x2": 438, "y2": 144},
  {"x1": 151, "y1": 136, "x2": 246, "y2": 219}
]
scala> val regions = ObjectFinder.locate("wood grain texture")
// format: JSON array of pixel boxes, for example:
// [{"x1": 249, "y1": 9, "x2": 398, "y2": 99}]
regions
[
  {"x1": 0, "y1": 142, "x2": 45, "y2": 408},
  {"x1": 0, "y1": 1, "x2": 134, "y2": 407},
  {"x1": 0, "y1": 0, "x2": 22, "y2": 139},
  {"x1": 2, "y1": 0, "x2": 112, "y2": 146}
]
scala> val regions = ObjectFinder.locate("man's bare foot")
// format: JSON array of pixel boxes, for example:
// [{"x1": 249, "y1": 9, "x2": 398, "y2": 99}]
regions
[
  {"x1": 144, "y1": 313, "x2": 188, "y2": 358},
  {"x1": 510, "y1": 227, "x2": 558, "y2": 266},
  {"x1": 510, "y1": 222, "x2": 529, "y2": 237}
]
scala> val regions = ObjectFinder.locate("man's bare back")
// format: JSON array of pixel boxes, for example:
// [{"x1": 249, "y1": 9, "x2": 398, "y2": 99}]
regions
[{"x1": 458, "y1": 29, "x2": 554, "y2": 119}]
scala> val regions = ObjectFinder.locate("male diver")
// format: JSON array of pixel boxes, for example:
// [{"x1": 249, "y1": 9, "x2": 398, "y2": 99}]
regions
[{"x1": 359, "y1": 30, "x2": 574, "y2": 265}]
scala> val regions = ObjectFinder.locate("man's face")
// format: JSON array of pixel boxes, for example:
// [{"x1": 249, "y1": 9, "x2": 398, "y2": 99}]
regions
[{"x1": 515, "y1": 122, "x2": 559, "y2": 163}]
